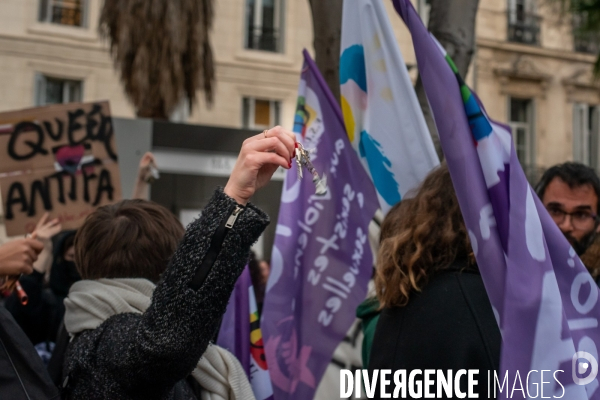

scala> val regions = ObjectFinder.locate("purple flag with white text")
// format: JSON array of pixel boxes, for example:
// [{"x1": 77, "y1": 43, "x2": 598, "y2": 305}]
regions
[
  {"x1": 393, "y1": 0, "x2": 600, "y2": 398},
  {"x1": 218, "y1": 266, "x2": 251, "y2": 376},
  {"x1": 261, "y1": 50, "x2": 379, "y2": 400},
  {"x1": 218, "y1": 266, "x2": 274, "y2": 400}
]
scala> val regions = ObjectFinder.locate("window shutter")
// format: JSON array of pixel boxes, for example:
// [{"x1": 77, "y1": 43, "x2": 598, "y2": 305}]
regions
[
  {"x1": 34, "y1": 74, "x2": 46, "y2": 106},
  {"x1": 591, "y1": 106, "x2": 600, "y2": 170},
  {"x1": 573, "y1": 103, "x2": 587, "y2": 163}
]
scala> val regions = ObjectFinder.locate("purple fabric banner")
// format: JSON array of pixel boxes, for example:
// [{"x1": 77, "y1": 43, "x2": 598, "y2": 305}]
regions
[
  {"x1": 218, "y1": 265, "x2": 252, "y2": 376},
  {"x1": 261, "y1": 50, "x2": 379, "y2": 400},
  {"x1": 393, "y1": 0, "x2": 600, "y2": 398},
  {"x1": 218, "y1": 266, "x2": 275, "y2": 400}
]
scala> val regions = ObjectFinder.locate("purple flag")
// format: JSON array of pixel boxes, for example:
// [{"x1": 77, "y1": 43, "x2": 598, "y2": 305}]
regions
[
  {"x1": 218, "y1": 266, "x2": 252, "y2": 375},
  {"x1": 218, "y1": 266, "x2": 274, "y2": 400},
  {"x1": 261, "y1": 50, "x2": 379, "y2": 400},
  {"x1": 393, "y1": 0, "x2": 600, "y2": 398}
]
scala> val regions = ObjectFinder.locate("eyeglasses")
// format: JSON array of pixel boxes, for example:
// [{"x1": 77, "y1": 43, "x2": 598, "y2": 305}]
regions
[{"x1": 546, "y1": 207, "x2": 598, "y2": 230}]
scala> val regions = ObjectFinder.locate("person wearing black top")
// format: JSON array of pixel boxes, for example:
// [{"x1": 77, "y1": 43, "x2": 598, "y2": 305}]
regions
[
  {"x1": 5, "y1": 230, "x2": 78, "y2": 347},
  {"x1": 369, "y1": 163, "x2": 501, "y2": 399}
]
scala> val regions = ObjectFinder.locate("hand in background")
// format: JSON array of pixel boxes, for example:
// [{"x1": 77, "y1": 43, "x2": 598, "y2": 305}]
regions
[
  {"x1": 32, "y1": 213, "x2": 62, "y2": 244},
  {"x1": 137, "y1": 152, "x2": 158, "y2": 183},
  {"x1": 224, "y1": 126, "x2": 295, "y2": 205},
  {"x1": 30, "y1": 213, "x2": 62, "y2": 274},
  {"x1": 132, "y1": 152, "x2": 158, "y2": 200},
  {"x1": 0, "y1": 238, "x2": 44, "y2": 276}
]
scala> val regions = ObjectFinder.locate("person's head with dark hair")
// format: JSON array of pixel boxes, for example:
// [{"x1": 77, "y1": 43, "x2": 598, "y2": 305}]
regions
[
  {"x1": 536, "y1": 162, "x2": 600, "y2": 256},
  {"x1": 375, "y1": 163, "x2": 473, "y2": 308},
  {"x1": 248, "y1": 251, "x2": 269, "y2": 310},
  {"x1": 248, "y1": 250, "x2": 260, "y2": 286},
  {"x1": 74, "y1": 199, "x2": 184, "y2": 283}
]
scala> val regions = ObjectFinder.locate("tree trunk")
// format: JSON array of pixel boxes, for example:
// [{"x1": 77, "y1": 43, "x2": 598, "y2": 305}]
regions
[
  {"x1": 308, "y1": 0, "x2": 343, "y2": 102},
  {"x1": 308, "y1": 0, "x2": 480, "y2": 158},
  {"x1": 415, "y1": 0, "x2": 481, "y2": 159}
]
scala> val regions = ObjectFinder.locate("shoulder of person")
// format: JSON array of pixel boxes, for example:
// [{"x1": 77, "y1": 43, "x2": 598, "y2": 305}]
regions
[
  {"x1": 67, "y1": 313, "x2": 142, "y2": 355},
  {"x1": 380, "y1": 258, "x2": 487, "y2": 323}
]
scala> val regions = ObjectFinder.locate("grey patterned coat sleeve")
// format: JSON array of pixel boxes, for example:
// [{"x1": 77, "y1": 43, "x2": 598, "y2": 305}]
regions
[{"x1": 64, "y1": 188, "x2": 269, "y2": 399}]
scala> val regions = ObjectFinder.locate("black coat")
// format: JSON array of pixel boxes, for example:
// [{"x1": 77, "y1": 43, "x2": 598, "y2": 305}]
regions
[
  {"x1": 62, "y1": 189, "x2": 269, "y2": 399},
  {"x1": 369, "y1": 261, "x2": 501, "y2": 399},
  {"x1": 5, "y1": 230, "x2": 79, "y2": 346},
  {"x1": 5, "y1": 271, "x2": 61, "y2": 345},
  {"x1": 0, "y1": 306, "x2": 60, "y2": 399}
]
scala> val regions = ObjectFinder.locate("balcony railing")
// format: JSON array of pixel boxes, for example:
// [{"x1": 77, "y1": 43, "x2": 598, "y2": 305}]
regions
[
  {"x1": 246, "y1": 26, "x2": 281, "y2": 53},
  {"x1": 574, "y1": 31, "x2": 600, "y2": 55},
  {"x1": 507, "y1": 10, "x2": 541, "y2": 46}
]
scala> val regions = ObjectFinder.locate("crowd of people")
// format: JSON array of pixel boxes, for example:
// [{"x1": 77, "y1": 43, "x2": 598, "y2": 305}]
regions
[
  {"x1": 356, "y1": 161, "x2": 600, "y2": 397},
  {"x1": 1, "y1": 120, "x2": 600, "y2": 399},
  {"x1": 0, "y1": 127, "x2": 290, "y2": 399}
]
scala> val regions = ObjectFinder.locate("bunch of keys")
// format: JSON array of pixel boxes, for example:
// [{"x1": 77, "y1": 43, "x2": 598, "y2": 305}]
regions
[{"x1": 294, "y1": 142, "x2": 328, "y2": 196}]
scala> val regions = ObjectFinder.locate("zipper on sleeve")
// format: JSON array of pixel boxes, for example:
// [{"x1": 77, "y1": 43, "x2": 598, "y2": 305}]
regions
[
  {"x1": 189, "y1": 203, "x2": 244, "y2": 290},
  {"x1": 225, "y1": 206, "x2": 243, "y2": 228}
]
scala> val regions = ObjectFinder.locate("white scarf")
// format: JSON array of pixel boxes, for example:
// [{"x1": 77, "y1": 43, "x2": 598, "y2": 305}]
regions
[{"x1": 64, "y1": 278, "x2": 256, "y2": 400}]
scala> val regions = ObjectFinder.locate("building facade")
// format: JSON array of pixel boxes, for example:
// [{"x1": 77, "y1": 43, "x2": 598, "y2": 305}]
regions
[
  {"x1": 0, "y1": 0, "x2": 313, "y2": 129},
  {"x1": 0, "y1": 0, "x2": 134, "y2": 117},
  {"x1": 474, "y1": 0, "x2": 600, "y2": 183},
  {"x1": 0, "y1": 0, "x2": 313, "y2": 242},
  {"x1": 0, "y1": 1, "x2": 597, "y2": 172},
  {"x1": 0, "y1": 0, "x2": 598, "y2": 246}
]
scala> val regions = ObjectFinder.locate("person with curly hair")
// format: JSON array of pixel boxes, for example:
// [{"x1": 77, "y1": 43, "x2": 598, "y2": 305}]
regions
[{"x1": 369, "y1": 163, "x2": 501, "y2": 399}]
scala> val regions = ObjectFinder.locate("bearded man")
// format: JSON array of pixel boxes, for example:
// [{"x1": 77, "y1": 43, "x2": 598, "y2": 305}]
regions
[{"x1": 536, "y1": 162, "x2": 600, "y2": 281}]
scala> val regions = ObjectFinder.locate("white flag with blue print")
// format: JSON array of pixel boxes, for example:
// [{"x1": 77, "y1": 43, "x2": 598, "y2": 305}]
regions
[{"x1": 340, "y1": 0, "x2": 439, "y2": 213}]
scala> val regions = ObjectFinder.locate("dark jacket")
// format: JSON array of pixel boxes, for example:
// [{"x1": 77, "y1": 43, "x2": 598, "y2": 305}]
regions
[
  {"x1": 369, "y1": 261, "x2": 501, "y2": 399},
  {"x1": 5, "y1": 270, "x2": 59, "y2": 345},
  {"x1": 5, "y1": 230, "x2": 79, "y2": 346},
  {"x1": 62, "y1": 189, "x2": 269, "y2": 400},
  {"x1": 0, "y1": 306, "x2": 60, "y2": 399}
]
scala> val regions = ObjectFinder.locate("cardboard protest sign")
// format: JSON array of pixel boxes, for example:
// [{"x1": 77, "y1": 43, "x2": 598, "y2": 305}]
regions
[{"x1": 0, "y1": 101, "x2": 122, "y2": 236}]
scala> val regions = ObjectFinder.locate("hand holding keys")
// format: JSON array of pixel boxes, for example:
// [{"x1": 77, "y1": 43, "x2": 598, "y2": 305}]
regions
[{"x1": 294, "y1": 142, "x2": 327, "y2": 196}]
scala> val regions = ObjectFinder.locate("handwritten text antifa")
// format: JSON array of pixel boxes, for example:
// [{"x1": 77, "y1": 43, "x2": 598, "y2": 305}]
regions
[
  {"x1": 3, "y1": 103, "x2": 117, "y2": 221},
  {"x1": 5, "y1": 166, "x2": 115, "y2": 219}
]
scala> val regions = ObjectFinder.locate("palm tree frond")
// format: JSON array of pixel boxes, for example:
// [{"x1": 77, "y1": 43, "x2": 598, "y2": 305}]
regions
[{"x1": 99, "y1": 0, "x2": 215, "y2": 119}]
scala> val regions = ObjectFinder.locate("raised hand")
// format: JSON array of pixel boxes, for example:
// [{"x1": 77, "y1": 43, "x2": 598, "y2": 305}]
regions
[
  {"x1": 224, "y1": 126, "x2": 295, "y2": 205},
  {"x1": 132, "y1": 152, "x2": 158, "y2": 200},
  {"x1": 0, "y1": 238, "x2": 44, "y2": 276},
  {"x1": 137, "y1": 152, "x2": 158, "y2": 183},
  {"x1": 32, "y1": 212, "x2": 62, "y2": 244}
]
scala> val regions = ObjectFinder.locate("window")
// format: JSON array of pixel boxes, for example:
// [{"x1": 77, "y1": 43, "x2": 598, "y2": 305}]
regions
[
  {"x1": 573, "y1": 14, "x2": 600, "y2": 54},
  {"x1": 573, "y1": 103, "x2": 600, "y2": 170},
  {"x1": 35, "y1": 75, "x2": 83, "y2": 106},
  {"x1": 242, "y1": 98, "x2": 281, "y2": 129},
  {"x1": 245, "y1": 0, "x2": 284, "y2": 52},
  {"x1": 507, "y1": 0, "x2": 540, "y2": 45},
  {"x1": 509, "y1": 98, "x2": 535, "y2": 167},
  {"x1": 39, "y1": 0, "x2": 86, "y2": 27}
]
